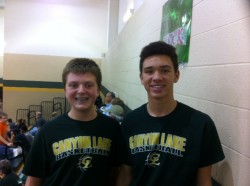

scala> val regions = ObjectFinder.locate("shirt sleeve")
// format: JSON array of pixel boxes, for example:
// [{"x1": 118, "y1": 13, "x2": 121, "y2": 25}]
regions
[
  {"x1": 23, "y1": 129, "x2": 49, "y2": 177},
  {"x1": 199, "y1": 116, "x2": 225, "y2": 167},
  {"x1": 119, "y1": 120, "x2": 133, "y2": 166}
]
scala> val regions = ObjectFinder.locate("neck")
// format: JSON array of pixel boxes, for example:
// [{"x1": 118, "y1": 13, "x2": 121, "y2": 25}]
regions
[
  {"x1": 68, "y1": 107, "x2": 97, "y2": 121},
  {"x1": 147, "y1": 99, "x2": 177, "y2": 117}
]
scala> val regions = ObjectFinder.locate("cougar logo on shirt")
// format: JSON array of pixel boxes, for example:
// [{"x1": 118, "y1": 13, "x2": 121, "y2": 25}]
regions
[
  {"x1": 78, "y1": 155, "x2": 93, "y2": 171},
  {"x1": 145, "y1": 152, "x2": 160, "y2": 167}
]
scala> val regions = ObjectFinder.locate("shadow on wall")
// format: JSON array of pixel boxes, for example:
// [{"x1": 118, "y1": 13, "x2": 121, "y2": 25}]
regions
[{"x1": 213, "y1": 160, "x2": 234, "y2": 186}]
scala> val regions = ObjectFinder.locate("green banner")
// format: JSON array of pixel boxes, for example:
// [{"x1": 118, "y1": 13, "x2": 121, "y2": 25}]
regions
[{"x1": 160, "y1": 0, "x2": 193, "y2": 64}]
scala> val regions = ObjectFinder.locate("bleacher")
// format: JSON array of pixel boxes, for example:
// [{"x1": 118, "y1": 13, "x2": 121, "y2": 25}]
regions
[
  {"x1": 16, "y1": 97, "x2": 70, "y2": 127},
  {"x1": 3, "y1": 97, "x2": 70, "y2": 178}
]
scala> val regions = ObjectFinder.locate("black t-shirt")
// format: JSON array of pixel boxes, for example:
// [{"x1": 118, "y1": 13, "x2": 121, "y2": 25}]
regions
[
  {"x1": 14, "y1": 133, "x2": 31, "y2": 153},
  {"x1": 24, "y1": 113, "x2": 121, "y2": 186},
  {"x1": 0, "y1": 172, "x2": 21, "y2": 186},
  {"x1": 121, "y1": 102, "x2": 225, "y2": 186}
]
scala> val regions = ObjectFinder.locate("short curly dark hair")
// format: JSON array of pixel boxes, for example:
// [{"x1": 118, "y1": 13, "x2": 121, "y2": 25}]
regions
[{"x1": 139, "y1": 41, "x2": 179, "y2": 73}]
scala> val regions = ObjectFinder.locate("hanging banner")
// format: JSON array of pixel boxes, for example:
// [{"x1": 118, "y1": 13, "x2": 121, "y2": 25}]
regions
[{"x1": 160, "y1": 0, "x2": 193, "y2": 64}]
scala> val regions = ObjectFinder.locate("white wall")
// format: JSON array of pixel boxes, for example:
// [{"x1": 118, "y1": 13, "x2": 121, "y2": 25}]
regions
[
  {"x1": 118, "y1": 0, "x2": 144, "y2": 33},
  {"x1": 102, "y1": 0, "x2": 250, "y2": 185},
  {"x1": 4, "y1": 0, "x2": 109, "y2": 58}
]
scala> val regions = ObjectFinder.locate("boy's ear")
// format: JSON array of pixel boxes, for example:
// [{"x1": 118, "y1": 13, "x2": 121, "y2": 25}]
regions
[
  {"x1": 174, "y1": 70, "x2": 180, "y2": 83},
  {"x1": 139, "y1": 73, "x2": 144, "y2": 85}
]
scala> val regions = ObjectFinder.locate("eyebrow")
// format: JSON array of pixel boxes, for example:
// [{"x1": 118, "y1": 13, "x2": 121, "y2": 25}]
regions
[{"x1": 143, "y1": 65, "x2": 171, "y2": 70}]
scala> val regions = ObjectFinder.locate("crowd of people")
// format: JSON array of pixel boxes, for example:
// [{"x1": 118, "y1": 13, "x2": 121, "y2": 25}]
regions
[
  {"x1": 0, "y1": 159, "x2": 21, "y2": 186},
  {"x1": 0, "y1": 110, "x2": 51, "y2": 185},
  {"x1": 0, "y1": 41, "x2": 224, "y2": 186}
]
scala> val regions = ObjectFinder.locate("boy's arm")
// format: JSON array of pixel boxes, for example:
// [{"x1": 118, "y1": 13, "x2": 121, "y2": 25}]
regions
[
  {"x1": 25, "y1": 176, "x2": 43, "y2": 186},
  {"x1": 197, "y1": 165, "x2": 212, "y2": 186},
  {"x1": 0, "y1": 135, "x2": 12, "y2": 146},
  {"x1": 116, "y1": 164, "x2": 132, "y2": 186}
]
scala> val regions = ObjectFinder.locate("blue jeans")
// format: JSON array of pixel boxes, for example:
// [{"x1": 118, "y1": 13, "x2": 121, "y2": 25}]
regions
[{"x1": 0, "y1": 145, "x2": 13, "y2": 159}]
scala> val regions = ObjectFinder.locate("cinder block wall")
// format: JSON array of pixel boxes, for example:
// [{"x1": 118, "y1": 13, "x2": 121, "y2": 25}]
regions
[{"x1": 101, "y1": 0, "x2": 250, "y2": 185}]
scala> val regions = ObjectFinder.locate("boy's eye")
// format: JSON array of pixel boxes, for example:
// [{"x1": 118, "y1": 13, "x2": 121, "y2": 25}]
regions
[
  {"x1": 162, "y1": 69, "x2": 169, "y2": 73},
  {"x1": 85, "y1": 83, "x2": 93, "y2": 88},
  {"x1": 144, "y1": 69, "x2": 153, "y2": 74},
  {"x1": 69, "y1": 83, "x2": 78, "y2": 88}
]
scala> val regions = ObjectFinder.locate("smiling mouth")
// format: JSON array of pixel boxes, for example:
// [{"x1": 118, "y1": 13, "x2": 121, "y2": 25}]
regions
[
  {"x1": 75, "y1": 97, "x2": 88, "y2": 102},
  {"x1": 151, "y1": 85, "x2": 165, "y2": 88}
]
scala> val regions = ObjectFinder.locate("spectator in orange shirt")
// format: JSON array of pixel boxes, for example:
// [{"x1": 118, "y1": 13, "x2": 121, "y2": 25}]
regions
[
  {"x1": 0, "y1": 112, "x2": 13, "y2": 158},
  {"x1": 0, "y1": 112, "x2": 12, "y2": 146}
]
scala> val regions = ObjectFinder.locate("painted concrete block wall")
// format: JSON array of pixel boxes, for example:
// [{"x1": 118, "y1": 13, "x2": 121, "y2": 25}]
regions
[
  {"x1": 176, "y1": 1, "x2": 250, "y2": 185},
  {"x1": 101, "y1": 0, "x2": 250, "y2": 185}
]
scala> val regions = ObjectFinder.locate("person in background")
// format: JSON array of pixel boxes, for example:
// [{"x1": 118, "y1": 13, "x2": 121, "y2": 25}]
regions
[
  {"x1": 111, "y1": 98, "x2": 125, "y2": 109},
  {"x1": 0, "y1": 113, "x2": 28, "y2": 159},
  {"x1": 51, "y1": 111, "x2": 58, "y2": 120},
  {"x1": 10, "y1": 128, "x2": 31, "y2": 156},
  {"x1": 0, "y1": 112, "x2": 12, "y2": 157},
  {"x1": 101, "y1": 92, "x2": 116, "y2": 116},
  {"x1": 95, "y1": 95, "x2": 105, "y2": 113},
  {"x1": 106, "y1": 98, "x2": 125, "y2": 123},
  {"x1": 29, "y1": 112, "x2": 46, "y2": 136},
  {"x1": 23, "y1": 58, "x2": 121, "y2": 186},
  {"x1": 16, "y1": 119, "x2": 26, "y2": 131},
  {"x1": 105, "y1": 92, "x2": 116, "y2": 108},
  {"x1": 0, "y1": 159, "x2": 21, "y2": 186},
  {"x1": 7, "y1": 119, "x2": 16, "y2": 131},
  {"x1": 7, "y1": 118, "x2": 17, "y2": 139},
  {"x1": 19, "y1": 125, "x2": 33, "y2": 145},
  {"x1": 117, "y1": 41, "x2": 225, "y2": 186}
]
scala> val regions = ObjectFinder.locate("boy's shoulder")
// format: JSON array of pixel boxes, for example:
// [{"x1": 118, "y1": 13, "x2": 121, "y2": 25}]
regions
[
  {"x1": 121, "y1": 104, "x2": 147, "y2": 125},
  {"x1": 97, "y1": 112, "x2": 120, "y2": 126}
]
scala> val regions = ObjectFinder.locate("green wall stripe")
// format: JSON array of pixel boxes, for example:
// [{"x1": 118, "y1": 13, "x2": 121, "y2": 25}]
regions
[{"x1": 3, "y1": 80, "x2": 63, "y2": 89}]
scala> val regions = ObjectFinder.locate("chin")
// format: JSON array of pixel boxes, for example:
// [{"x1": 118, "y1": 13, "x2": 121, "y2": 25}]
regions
[
  {"x1": 150, "y1": 94, "x2": 165, "y2": 99},
  {"x1": 73, "y1": 105, "x2": 88, "y2": 110}
]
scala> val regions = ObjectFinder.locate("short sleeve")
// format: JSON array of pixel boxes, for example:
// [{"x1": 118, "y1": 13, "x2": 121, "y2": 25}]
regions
[
  {"x1": 199, "y1": 116, "x2": 225, "y2": 167},
  {"x1": 23, "y1": 130, "x2": 49, "y2": 177},
  {"x1": 120, "y1": 120, "x2": 133, "y2": 166}
]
